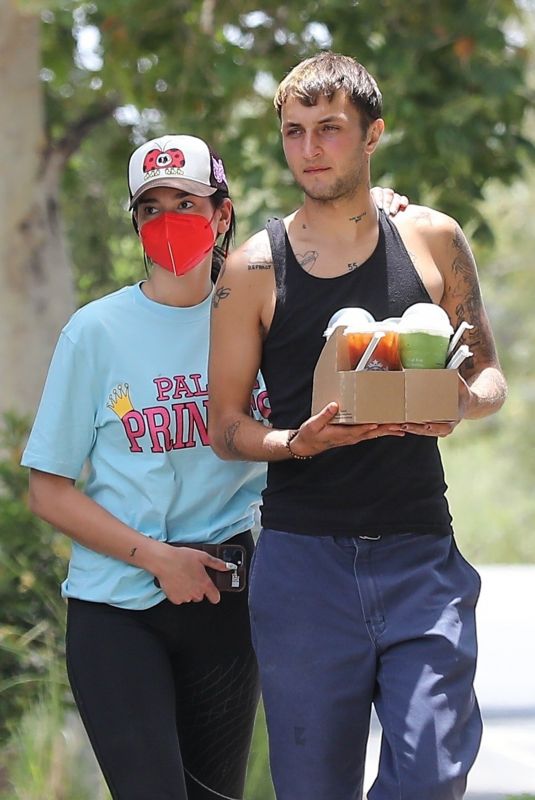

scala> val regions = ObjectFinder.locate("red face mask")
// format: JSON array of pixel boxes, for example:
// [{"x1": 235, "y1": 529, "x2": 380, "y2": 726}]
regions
[{"x1": 140, "y1": 211, "x2": 216, "y2": 277}]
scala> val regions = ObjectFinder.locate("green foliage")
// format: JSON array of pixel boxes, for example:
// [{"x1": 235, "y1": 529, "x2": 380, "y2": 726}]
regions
[
  {"x1": 467, "y1": 150, "x2": 535, "y2": 526},
  {"x1": 0, "y1": 414, "x2": 68, "y2": 742},
  {"x1": 245, "y1": 702, "x2": 275, "y2": 800},
  {"x1": 64, "y1": 130, "x2": 143, "y2": 304},
  {"x1": 0, "y1": 686, "x2": 111, "y2": 799},
  {"x1": 441, "y1": 394, "x2": 535, "y2": 564}
]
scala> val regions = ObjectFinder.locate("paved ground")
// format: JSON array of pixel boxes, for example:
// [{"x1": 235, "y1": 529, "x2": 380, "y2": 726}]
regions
[{"x1": 364, "y1": 565, "x2": 535, "y2": 799}]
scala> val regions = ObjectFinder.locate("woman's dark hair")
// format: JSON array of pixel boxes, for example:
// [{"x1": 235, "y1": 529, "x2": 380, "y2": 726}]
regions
[
  {"x1": 210, "y1": 188, "x2": 236, "y2": 283},
  {"x1": 131, "y1": 188, "x2": 236, "y2": 281}
]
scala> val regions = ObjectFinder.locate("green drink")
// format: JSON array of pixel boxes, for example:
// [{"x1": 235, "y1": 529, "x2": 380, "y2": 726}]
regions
[
  {"x1": 398, "y1": 331, "x2": 450, "y2": 369},
  {"x1": 398, "y1": 304, "x2": 453, "y2": 369}
]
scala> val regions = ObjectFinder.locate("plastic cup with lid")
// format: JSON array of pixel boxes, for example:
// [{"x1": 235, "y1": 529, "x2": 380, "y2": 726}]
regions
[
  {"x1": 324, "y1": 307, "x2": 375, "y2": 339},
  {"x1": 398, "y1": 304, "x2": 453, "y2": 369}
]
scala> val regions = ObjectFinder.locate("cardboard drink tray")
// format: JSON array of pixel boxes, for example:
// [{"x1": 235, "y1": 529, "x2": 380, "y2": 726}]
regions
[{"x1": 311, "y1": 327, "x2": 459, "y2": 424}]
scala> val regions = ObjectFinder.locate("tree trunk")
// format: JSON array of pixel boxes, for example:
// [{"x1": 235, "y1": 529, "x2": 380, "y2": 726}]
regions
[{"x1": 0, "y1": 1, "x2": 75, "y2": 419}]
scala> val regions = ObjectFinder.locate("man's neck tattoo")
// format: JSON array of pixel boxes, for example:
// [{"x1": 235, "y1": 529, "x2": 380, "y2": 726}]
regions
[{"x1": 349, "y1": 211, "x2": 367, "y2": 224}]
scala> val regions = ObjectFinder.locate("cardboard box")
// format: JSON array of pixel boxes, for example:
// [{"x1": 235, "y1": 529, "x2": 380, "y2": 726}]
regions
[{"x1": 311, "y1": 327, "x2": 459, "y2": 424}]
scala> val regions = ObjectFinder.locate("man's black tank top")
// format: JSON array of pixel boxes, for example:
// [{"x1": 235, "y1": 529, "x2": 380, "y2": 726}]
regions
[{"x1": 260, "y1": 211, "x2": 453, "y2": 537}]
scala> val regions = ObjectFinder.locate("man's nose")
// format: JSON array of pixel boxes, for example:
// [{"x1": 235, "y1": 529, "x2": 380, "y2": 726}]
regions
[{"x1": 302, "y1": 132, "x2": 320, "y2": 159}]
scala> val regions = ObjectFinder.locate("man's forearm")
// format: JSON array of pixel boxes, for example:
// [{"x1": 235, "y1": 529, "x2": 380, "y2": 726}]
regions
[
  {"x1": 464, "y1": 366, "x2": 507, "y2": 419},
  {"x1": 211, "y1": 413, "x2": 293, "y2": 462}
]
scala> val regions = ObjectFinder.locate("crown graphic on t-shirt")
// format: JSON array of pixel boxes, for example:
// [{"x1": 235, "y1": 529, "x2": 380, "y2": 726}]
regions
[{"x1": 107, "y1": 383, "x2": 134, "y2": 419}]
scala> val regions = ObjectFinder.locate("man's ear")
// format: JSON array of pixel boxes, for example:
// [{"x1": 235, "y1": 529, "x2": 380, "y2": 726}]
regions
[{"x1": 365, "y1": 119, "x2": 384, "y2": 155}]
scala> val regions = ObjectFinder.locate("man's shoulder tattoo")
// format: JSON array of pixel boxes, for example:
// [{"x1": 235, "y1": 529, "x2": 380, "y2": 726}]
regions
[{"x1": 248, "y1": 260, "x2": 272, "y2": 271}]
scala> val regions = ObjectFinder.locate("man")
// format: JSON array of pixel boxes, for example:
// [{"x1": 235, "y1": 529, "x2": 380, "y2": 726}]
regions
[{"x1": 208, "y1": 52, "x2": 507, "y2": 800}]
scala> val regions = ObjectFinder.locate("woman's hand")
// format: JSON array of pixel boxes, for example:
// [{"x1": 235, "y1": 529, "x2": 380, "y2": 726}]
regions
[
  {"x1": 371, "y1": 186, "x2": 409, "y2": 217},
  {"x1": 153, "y1": 545, "x2": 235, "y2": 605}
]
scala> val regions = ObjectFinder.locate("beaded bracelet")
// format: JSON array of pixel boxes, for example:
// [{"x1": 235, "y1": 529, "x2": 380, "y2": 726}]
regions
[{"x1": 286, "y1": 429, "x2": 313, "y2": 460}]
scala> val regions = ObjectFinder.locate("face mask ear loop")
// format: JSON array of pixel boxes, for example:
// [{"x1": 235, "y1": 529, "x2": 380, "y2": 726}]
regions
[{"x1": 167, "y1": 240, "x2": 178, "y2": 277}]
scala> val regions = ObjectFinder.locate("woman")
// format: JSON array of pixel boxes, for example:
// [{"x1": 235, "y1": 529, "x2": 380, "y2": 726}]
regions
[
  {"x1": 21, "y1": 135, "x2": 267, "y2": 800},
  {"x1": 21, "y1": 132, "x2": 404, "y2": 799}
]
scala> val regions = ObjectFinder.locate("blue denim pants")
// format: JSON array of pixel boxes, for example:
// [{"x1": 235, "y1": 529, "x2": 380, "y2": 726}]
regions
[{"x1": 249, "y1": 529, "x2": 482, "y2": 800}]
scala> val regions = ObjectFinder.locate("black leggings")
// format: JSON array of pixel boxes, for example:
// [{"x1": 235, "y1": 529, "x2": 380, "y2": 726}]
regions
[{"x1": 66, "y1": 532, "x2": 259, "y2": 800}]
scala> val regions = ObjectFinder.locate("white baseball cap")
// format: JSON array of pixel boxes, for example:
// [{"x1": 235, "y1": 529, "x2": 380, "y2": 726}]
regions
[{"x1": 128, "y1": 134, "x2": 229, "y2": 208}]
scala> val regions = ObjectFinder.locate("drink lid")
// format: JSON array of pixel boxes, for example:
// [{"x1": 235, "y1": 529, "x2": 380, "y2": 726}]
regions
[
  {"x1": 324, "y1": 307, "x2": 375, "y2": 338},
  {"x1": 399, "y1": 303, "x2": 453, "y2": 336}
]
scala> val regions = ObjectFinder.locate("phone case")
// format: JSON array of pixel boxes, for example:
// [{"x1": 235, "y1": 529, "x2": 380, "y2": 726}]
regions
[
  {"x1": 154, "y1": 542, "x2": 247, "y2": 592},
  {"x1": 207, "y1": 543, "x2": 247, "y2": 592}
]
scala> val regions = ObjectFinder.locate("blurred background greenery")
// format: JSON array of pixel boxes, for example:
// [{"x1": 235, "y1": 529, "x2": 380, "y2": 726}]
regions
[{"x1": 1, "y1": 0, "x2": 534, "y2": 796}]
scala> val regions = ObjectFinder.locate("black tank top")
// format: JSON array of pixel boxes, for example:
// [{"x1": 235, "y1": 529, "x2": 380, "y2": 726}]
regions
[{"x1": 260, "y1": 211, "x2": 453, "y2": 537}]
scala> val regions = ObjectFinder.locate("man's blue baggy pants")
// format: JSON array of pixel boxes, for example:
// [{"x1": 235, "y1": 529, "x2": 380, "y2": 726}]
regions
[{"x1": 249, "y1": 529, "x2": 482, "y2": 800}]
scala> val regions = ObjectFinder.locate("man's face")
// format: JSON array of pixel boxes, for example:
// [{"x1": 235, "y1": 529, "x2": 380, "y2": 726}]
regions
[{"x1": 280, "y1": 91, "x2": 380, "y2": 202}]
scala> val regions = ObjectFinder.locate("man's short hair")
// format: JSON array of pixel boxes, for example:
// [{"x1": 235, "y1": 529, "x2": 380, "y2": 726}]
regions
[{"x1": 274, "y1": 52, "x2": 383, "y2": 132}]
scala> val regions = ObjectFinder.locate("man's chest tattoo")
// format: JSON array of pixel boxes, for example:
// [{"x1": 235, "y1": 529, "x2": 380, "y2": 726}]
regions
[{"x1": 296, "y1": 250, "x2": 319, "y2": 273}]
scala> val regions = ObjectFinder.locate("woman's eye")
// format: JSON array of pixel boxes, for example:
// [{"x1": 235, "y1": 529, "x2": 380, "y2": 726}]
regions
[{"x1": 178, "y1": 200, "x2": 194, "y2": 210}]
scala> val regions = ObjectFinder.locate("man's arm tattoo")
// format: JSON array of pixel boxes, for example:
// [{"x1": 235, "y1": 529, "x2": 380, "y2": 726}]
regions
[
  {"x1": 451, "y1": 227, "x2": 476, "y2": 283},
  {"x1": 224, "y1": 420, "x2": 242, "y2": 456},
  {"x1": 450, "y1": 227, "x2": 495, "y2": 369},
  {"x1": 212, "y1": 287, "x2": 231, "y2": 308},
  {"x1": 451, "y1": 227, "x2": 483, "y2": 323}
]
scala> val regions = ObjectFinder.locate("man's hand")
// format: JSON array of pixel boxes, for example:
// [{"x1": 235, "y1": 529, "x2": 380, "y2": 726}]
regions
[
  {"x1": 389, "y1": 374, "x2": 472, "y2": 439},
  {"x1": 287, "y1": 402, "x2": 406, "y2": 458},
  {"x1": 371, "y1": 186, "x2": 409, "y2": 217},
  {"x1": 153, "y1": 546, "x2": 235, "y2": 605},
  {"x1": 394, "y1": 420, "x2": 459, "y2": 438}
]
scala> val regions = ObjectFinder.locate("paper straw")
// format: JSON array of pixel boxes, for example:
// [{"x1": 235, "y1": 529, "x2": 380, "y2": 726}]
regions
[
  {"x1": 355, "y1": 332, "x2": 385, "y2": 371},
  {"x1": 447, "y1": 321, "x2": 473, "y2": 357}
]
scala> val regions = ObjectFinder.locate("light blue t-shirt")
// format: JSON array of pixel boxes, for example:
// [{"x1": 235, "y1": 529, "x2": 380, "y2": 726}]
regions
[{"x1": 21, "y1": 284, "x2": 268, "y2": 609}]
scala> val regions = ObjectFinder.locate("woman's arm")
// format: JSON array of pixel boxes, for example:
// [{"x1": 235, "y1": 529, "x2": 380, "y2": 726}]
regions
[{"x1": 29, "y1": 469, "x2": 232, "y2": 604}]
